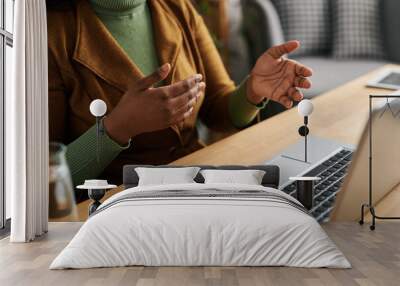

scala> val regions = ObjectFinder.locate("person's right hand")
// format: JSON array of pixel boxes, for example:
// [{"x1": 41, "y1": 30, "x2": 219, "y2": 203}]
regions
[{"x1": 103, "y1": 63, "x2": 205, "y2": 145}]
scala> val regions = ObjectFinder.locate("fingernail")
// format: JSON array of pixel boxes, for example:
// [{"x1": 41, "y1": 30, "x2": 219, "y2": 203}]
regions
[
  {"x1": 195, "y1": 74, "x2": 203, "y2": 82},
  {"x1": 187, "y1": 107, "x2": 194, "y2": 114},
  {"x1": 160, "y1": 63, "x2": 170, "y2": 73}
]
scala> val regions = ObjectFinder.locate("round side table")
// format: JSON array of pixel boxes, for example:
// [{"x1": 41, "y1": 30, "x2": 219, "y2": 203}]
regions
[{"x1": 77, "y1": 180, "x2": 117, "y2": 216}]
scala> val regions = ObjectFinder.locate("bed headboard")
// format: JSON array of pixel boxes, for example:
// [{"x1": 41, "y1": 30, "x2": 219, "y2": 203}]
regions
[{"x1": 123, "y1": 165, "x2": 280, "y2": 189}]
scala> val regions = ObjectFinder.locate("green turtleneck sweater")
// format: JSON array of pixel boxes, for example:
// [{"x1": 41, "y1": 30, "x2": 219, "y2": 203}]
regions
[
  {"x1": 90, "y1": 0, "x2": 159, "y2": 76},
  {"x1": 66, "y1": 0, "x2": 265, "y2": 187}
]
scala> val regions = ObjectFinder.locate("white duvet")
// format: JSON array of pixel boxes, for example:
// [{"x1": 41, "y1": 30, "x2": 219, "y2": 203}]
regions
[{"x1": 50, "y1": 183, "x2": 351, "y2": 269}]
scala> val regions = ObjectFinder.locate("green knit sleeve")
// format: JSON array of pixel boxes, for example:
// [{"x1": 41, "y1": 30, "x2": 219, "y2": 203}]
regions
[
  {"x1": 228, "y1": 78, "x2": 269, "y2": 128},
  {"x1": 65, "y1": 124, "x2": 129, "y2": 187}
]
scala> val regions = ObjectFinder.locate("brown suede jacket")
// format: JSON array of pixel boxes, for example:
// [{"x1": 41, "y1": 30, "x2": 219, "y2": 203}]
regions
[{"x1": 47, "y1": 0, "x2": 236, "y2": 181}]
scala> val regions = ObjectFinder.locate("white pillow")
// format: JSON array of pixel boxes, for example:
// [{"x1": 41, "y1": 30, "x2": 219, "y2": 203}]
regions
[
  {"x1": 135, "y1": 167, "x2": 200, "y2": 186},
  {"x1": 200, "y1": 169, "x2": 266, "y2": 185}
]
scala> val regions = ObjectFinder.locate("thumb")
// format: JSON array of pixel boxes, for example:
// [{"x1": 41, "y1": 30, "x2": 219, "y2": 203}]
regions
[
  {"x1": 137, "y1": 63, "x2": 171, "y2": 90},
  {"x1": 266, "y1": 41, "x2": 300, "y2": 59}
]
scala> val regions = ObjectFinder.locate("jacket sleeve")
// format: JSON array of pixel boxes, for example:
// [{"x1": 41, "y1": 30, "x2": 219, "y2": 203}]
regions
[
  {"x1": 192, "y1": 7, "x2": 260, "y2": 131},
  {"x1": 192, "y1": 9, "x2": 237, "y2": 132},
  {"x1": 48, "y1": 51, "x2": 126, "y2": 187}
]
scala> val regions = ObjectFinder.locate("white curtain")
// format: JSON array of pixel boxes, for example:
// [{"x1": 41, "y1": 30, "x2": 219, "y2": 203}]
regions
[{"x1": 7, "y1": 0, "x2": 49, "y2": 242}]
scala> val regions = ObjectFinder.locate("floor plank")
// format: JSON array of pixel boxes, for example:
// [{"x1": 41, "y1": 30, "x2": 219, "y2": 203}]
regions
[{"x1": 0, "y1": 222, "x2": 399, "y2": 286}]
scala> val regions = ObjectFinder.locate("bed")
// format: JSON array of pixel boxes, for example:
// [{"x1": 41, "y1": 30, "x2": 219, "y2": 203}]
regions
[{"x1": 50, "y1": 165, "x2": 350, "y2": 269}]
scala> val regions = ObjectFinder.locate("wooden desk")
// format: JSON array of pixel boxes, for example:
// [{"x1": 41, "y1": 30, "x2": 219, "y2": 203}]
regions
[
  {"x1": 174, "y1": 65, "x2": 399, "y2": 165},
  {"x1": 74, "y1": 65, "x2": 400, "y2": 221}
]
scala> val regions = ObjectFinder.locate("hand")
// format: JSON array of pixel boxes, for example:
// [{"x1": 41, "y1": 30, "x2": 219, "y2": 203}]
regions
[
  {"x1": 104, "y1": 63, "x2": 205, "y2": 145},
  {"x1": 247, "y1": 41, "x2": 313, "y2": 108}
]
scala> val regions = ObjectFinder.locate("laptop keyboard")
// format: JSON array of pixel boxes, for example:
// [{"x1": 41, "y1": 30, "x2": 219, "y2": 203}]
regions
[{"x1": 281, "y1": 149, "x2": 354, "y2": 222}]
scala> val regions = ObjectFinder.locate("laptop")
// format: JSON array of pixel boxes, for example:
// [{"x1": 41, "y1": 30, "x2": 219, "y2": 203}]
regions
[{"x1": 266, "y1": 97, "x2": 400, "y2": 222}]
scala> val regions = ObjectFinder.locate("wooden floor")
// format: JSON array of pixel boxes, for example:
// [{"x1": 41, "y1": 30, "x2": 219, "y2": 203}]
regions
[{"x1": 1, "y1": 222, "x2": 399, "y2": 286}]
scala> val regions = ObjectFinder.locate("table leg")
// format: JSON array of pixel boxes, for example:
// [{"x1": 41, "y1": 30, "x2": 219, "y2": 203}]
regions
[{"x1": 87, "y1": 189, "x2": 106, "y2": 216}]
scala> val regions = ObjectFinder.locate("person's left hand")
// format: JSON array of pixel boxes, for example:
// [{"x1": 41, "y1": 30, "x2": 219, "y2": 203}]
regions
[{"x1": 247, "y1": 41, "x2": 313, "y2": 108}]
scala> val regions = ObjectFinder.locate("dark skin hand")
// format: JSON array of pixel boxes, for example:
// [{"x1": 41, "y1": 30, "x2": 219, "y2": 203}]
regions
[
  {"x1": 247, "y1": 40, "x2": 313, "y2": 108},
  {"x1": 104, "y1": 63, "x2": 206, "y2": 145}
]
